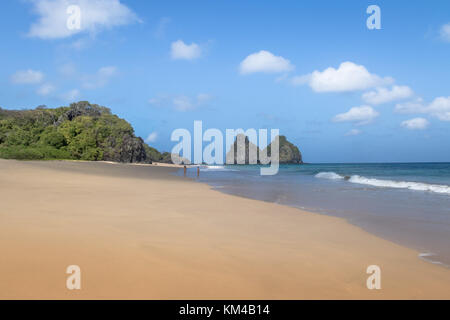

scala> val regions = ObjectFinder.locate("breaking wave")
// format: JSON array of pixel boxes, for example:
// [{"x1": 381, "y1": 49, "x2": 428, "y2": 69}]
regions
[
  {"x1": 315, "y1": 172, "x2": 344, "y2": 180},
  {"x1": 315, "y1": 172, "x2": 450, "y2": 195},
  {"x1": 201, "y1": 165, "x2": 238, "y2": 172}
]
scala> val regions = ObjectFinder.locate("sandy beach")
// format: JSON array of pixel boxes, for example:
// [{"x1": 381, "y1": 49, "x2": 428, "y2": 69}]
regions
[{"x1": 0, "y1": 159, "x2": 449, "y2": 299}]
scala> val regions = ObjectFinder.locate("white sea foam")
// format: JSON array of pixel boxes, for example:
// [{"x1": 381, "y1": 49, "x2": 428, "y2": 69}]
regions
[
  {"x1": 205, "y1": 165, "x2": 226, "y2": 170},
  {"x1": 201, "y1": 165, "x2": 238, "y2": 172},
  {"x1": 315, "y1": 172, "x2": 450, "y2": 195},
  {"x1": 314, "y1": 172, "x2": 344, "y2": 180},
  {"x1": 418, "y1": 253, "x2": 449, "y2": 267}
]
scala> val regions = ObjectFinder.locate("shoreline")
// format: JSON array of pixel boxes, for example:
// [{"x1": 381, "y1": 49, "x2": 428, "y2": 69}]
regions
[
  {"x1": 1, "y1": 159, "x2": 450, "y2": 299},
  {"x1": 201, "y1": 179, "x2": 450, "y2": 269},
  {"x1": 194, "y1": 163, "x2": 450, "y2": 268}
]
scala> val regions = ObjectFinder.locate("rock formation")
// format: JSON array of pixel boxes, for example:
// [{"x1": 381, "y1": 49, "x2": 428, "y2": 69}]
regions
[
  {"x1": 263, "y1": 135, "x2": 303, "y2": 164},
  {"x1": 226, "y1": 134, "x2": 260, "y2": 164},
  {"x1": 225, "y1": 134, "x2": 303, "y2": 164}
]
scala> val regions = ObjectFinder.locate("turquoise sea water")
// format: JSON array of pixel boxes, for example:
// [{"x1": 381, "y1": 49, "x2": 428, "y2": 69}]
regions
[{"x1": 181, "y1": 163, "x2": 450, "y2": 266}]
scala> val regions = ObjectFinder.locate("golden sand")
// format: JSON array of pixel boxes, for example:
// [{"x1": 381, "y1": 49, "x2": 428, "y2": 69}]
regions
[{"x1": 0, "y1": 159, "x2": 449, "y2": 299}]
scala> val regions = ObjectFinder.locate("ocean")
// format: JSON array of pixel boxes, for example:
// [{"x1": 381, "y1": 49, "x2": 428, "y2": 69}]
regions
[{"x1": 179, "y1": 163, "x2": 450, "y2": 266}]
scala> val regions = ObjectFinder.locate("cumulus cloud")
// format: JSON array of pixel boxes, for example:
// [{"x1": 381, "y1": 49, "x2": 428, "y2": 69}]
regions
[
  {"x1": 82, "y1": 66, "x2": 117, "y2": 89},
  {"x1": 149, "y1": 93, "x2": 212, "y2": 111},
  {"x1": 294, "y1": 61, "x2": 393, "y2": 92},
  {"x1": 145, "y1": 132, "x2": 158, "y2": 143},
  {"x1": 333, "y1": 105, "x2": 379, "y2": 125},
  {"x1": 36, "y1": 83, "x2": 55, "y2": 96},
  {"x1": 401, "y1": 118, "x2": 429, "y2": 130},
  {"x1": 395, "y1": 96, "x2": 450, "y2": 121},
  {"x1": 345, "y1": 129, "x2": 362, "y2": 136},
  {"x1": 362, "y1": 85, "x2": 414, "y2": 105},
  {"x1": 240, "y1": 50, "x2": 294, "y2": 74},
  {"x1": 11, "y1": 69, "x2": 44, "y2": 84},
  {"x1": 170, "y1": 40, "x2": 201, "y2": 60},
  {"x1": 427, "y1": 96, "x2": 450, "y2": 121},
  {"x1": 28, "y1": 0, "x2": 140, "y2": 39},
  {"x1": 440, "y1": 23, "x2": 450, "y2": 42}
]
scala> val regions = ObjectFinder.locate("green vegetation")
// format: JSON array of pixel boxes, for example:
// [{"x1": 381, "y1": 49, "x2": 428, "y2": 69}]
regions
[
  {"x1": 143, "y1": 144, "x2": 163, "y2": 162},
  {"x1": 0, "y1": 101, "x2": 164, "y2": 163},
  {"x1": 265, "y1": 135, "x2": 303, "y2": 164}
]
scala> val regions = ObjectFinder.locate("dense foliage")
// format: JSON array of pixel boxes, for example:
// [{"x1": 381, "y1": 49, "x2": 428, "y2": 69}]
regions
[
  {"x1": 0, "y1": 101, "x2": 163, "y2": 163},
  {"x1": 265, "y1": 135, "x2": 303, "y2": 164}
]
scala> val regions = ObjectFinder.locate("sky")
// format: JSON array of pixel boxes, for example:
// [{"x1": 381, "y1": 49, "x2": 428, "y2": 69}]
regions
[{"x1": 0, "y1": 0, "x2": 449, "y2": 163}]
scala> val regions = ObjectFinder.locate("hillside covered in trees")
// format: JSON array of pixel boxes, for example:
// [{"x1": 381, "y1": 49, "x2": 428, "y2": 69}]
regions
[{"x1": 0, "y1": 101, "x2": 166, "y2": 163}]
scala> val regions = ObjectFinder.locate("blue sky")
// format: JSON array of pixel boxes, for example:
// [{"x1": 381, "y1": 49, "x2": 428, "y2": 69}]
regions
[{"x1": 1, "y1": 0, "x2": 450, "y2": 162}]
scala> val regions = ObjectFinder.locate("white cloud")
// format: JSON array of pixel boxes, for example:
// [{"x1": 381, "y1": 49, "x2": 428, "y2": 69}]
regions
[
  {"x1": 170, "y1": 40, "x2": 201, "y2": 60},
  {"x1": 291, "y1": 74, "x2": 310, "y2": 86},
  {"x1": 427, "y1": 96, "x2": 450, "y2": 121},
  {"x1": 11, "y1": 69, "x2": 44, "y2": 84},
  {"x1": 395, "y1": 96, "x2": 450, "y2": 121},
  {"x1": 149, "y1": 93, "x2": 212, "y2": 111},
  {"x1": 401, "y1": 118, "x2": 429, "y2": 130},
  {"x1": 145, "y1": 132, "x2": 158, "y2": 143},
  {"x1": 37, "y1": 83, "x2": 55, "y2": 96},
  {"x1": 240, "y1": 50, "x2": 294, "y2": 74},
  {"x1": 294, "y1": 61, "x2": 393, "y2": 92},
  {"x1": 28, "y1": 0, "x2": 139, "y2": 39},
  {"x1": 61, "y1": 89, "x2": 80, "y2": 102},
  {"x1": 395, "y1": 98, "x2": 425, "y2": 114},
  {"x1": 362, "y1": 85, "x2": 414, "y2": 105},
  {"x1": 440, "y1": 23, "x2": 450, "y2": 42},
  {"x1": 82, "y1": 66, "x2": 117, "y2": 89},
  {"x1": 333, "y1": 105, "x2": 379, "y2": 125},
  {"x1": 172, "y1": 96, "x2": 193, "y2": 111},
  {"x1": 345, "y1": 129, "x2": 362, "y2": 136}
]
